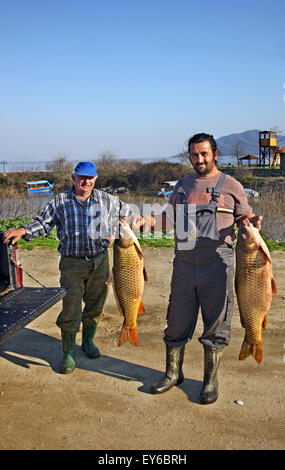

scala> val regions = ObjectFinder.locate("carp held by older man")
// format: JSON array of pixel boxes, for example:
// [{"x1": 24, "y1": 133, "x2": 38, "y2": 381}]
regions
[{"x1": 108, "y1": 221, "x2": 147, "y2": 346}]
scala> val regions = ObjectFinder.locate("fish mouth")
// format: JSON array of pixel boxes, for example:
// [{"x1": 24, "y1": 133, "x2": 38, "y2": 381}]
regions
[{"x1": 241, "y1": 217, "x2": 251, "y2": 228}]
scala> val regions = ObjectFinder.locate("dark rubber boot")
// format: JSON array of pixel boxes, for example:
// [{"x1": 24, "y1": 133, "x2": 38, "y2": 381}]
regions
[
  {"x1": 151, "y1": 345, "x2": 185, "y2": 394},
  {"x1": 81, "y1": 322, "x2": 100, "y2": 359},
  {"x1": 61, "y1": 331, "x2": 76, "y2": 374},
  {"x1": 200, "y1": 346, "x2": 223, "y2": 404}
]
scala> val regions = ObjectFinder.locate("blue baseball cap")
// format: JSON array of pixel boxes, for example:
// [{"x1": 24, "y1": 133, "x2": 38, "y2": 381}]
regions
[{"x1": 74, "y1": 161, "x2": 98, "y2": 177}]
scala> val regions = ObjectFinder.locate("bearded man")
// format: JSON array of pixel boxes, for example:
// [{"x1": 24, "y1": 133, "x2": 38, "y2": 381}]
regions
[{"x1": 150, "y1": 133, "x2": 262, "y2": 404}]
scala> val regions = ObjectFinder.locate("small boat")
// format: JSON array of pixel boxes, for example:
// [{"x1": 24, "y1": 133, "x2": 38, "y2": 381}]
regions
[{"x1": 23, "y1": 180, "x2": 54, "y2": 195}]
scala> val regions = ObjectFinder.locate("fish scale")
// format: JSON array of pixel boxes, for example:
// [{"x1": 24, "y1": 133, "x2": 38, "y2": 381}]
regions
[
  {"x1": 237, "y1": 249, "x2": 267, "y2": 343},
  {"x1": 113, "y1": 244, "x2": 144, "y2": 328},
  {"x1": 111, "y1": 222, "x2": 146, "y2": 346},
  {"x1": 235, "y1": 218, "x2": 277, "y2": 363}
]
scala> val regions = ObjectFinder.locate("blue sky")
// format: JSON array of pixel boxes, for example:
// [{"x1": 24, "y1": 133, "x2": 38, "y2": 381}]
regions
[{"x1": 1, "y1": 0, "x2": 285, "y2": 161}]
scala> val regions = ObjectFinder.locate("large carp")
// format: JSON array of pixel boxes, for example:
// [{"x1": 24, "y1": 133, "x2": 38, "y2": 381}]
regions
[
  {"x1": 109, "y1": 221, "x2": 147, "y2": 347},
  {"x1": 235, "y1": 218, "x2": 277, "y2": 363}
]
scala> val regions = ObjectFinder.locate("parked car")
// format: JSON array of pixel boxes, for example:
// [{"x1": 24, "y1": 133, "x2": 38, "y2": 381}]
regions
[{"x1": 244, "y1": 188, "x2": 259, "y2": 198}]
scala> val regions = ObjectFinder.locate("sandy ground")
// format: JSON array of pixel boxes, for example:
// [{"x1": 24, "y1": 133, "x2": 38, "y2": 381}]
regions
[{"x1": 0, "y1": 246, "x2": 284, "y2": 451}]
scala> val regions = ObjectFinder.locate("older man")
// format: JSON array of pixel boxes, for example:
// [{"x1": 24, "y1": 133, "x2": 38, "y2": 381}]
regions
[{"x1": 4, "y1": 161, "x2": 145, "y2": 374}]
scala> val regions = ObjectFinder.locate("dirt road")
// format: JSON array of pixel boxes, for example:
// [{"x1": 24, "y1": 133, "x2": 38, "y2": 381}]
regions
[{"x1": 0, "y1": 247, "x2": 284, "y2": 450}]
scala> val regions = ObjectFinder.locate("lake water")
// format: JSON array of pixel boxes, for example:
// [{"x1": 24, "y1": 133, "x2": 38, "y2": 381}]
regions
[
  {"x1": 1, "y1": 161, "x2": 52, "y2": 173},
  {"x1": 1, "y1": 155, "x2": 237, "y2": 173}
]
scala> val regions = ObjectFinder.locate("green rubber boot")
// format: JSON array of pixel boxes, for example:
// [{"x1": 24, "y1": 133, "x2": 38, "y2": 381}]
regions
[
  {"x1": 81, "y1": 322, "x2": 100, "y2": 359},
  {"x1": 60, "y1": 331, "x2": 76, "y2": 374}
]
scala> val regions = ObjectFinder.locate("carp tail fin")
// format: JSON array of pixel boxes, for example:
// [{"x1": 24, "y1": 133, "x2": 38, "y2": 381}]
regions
[
  {"x1": 239, "y1": 338, "x2": 262, "y2": 364},
  {"x1": 239, "y1": 338, "x2": 252, "y2": 361},
  {"x1": 253, "y1": 342, "x2": 263, "y2": 364},
  {"x1": 118, "y1": 325, "x2": 138, "y2": 347}
]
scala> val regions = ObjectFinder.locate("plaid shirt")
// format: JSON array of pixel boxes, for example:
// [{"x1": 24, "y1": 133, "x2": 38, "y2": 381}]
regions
[{"x1": 24, "y1": 188, "x2": 132, "y2": 257}]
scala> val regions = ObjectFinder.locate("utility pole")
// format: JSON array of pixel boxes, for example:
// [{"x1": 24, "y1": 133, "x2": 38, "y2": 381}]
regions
[{"x1": 0, "y1": 161, "x2": 8, "y2": 174}]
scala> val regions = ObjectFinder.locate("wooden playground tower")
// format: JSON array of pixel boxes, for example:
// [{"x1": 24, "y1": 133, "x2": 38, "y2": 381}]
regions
[{"x1": 258, "y1": 130, "x2": 280, "y2": 167}]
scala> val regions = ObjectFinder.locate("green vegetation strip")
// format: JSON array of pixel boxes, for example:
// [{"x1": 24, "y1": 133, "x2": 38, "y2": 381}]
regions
[
  {"x1": 0, "y1": 217, "x2": 59, "y2": 250},
  {"x1": 0, "y1": 217, "x2": 284, "y2": 252}
]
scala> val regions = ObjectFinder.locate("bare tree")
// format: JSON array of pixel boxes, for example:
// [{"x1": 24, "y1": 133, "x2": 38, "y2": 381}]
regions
[
  {"x1": 46, "y1": 152, "x2": 73, "y2": 174},
  {"x1": 178, "y1": 141, "x2": 191, "y2": 165},
  {"x1": 270, "y1": 125, "x2": 283, "y2": 136},
  {"x1": 231, "y1": 139, "x2": 244, "y2": 166},
  {"x1": 95, "y1": 151, "x2": 117, "y2": 174}
]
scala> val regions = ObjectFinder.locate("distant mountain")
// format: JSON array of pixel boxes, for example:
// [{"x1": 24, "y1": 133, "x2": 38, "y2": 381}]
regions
[
  {"x1": 216, "y1": 129, "x2": 285, "y2": 156},
  {"x1": 154, "y1": 129, "x2": 285, "y2": 164}
]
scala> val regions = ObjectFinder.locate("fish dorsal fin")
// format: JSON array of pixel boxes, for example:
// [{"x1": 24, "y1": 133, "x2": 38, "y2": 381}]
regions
[
  {"x1": 259, "y1": 237, "x2": 277, "y2": 294},
  {"x1": 132, "y1": 233, "x2": 144, "y2": 259},
  {"x1": 129, "y1": 225, "x2": 144, "y2": 259},
  {"x1": 259, "y1": 237, "x2": 272, "y2": 264}
]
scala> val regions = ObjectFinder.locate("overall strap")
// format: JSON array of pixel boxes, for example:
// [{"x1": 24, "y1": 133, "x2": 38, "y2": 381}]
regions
[
  {"x1": 176, "y1": 172, "x2": 226, "y2": 208},
  {"x1": 207, "y1": 172, "x2": 226, "y2": 211},
  {"x1": 176, "y1": 177, "x2": 187, "y2": 204}
]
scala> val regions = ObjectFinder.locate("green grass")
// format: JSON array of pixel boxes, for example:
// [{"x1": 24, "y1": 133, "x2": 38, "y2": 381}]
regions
[
  {"x1": 0, "y1": 217, "x2": 59, "y2": 250},
  {"x1": 1, "y1": 217, "x2": 284, "y2": 252},
  {"x1": 135, "y1": 230, "x2": 175, "y2": 248},
  {"x1": 17, "y1": 238, "x2": 59, "y2": 250},
  {"x1": 261, "y1": 234, "x2": 285, "y2": 252},
  {"x1": 16, "y1": 233, "x2": 285, "y2": 252},
  {"x1": 0, "y1": 217, "x2": 31, "y2": 232}
]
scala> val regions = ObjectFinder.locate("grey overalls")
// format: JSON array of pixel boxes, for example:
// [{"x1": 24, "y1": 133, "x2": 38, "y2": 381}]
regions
[{"x1": 164, "y1": 172, "x2": 235, "y2": 349}]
